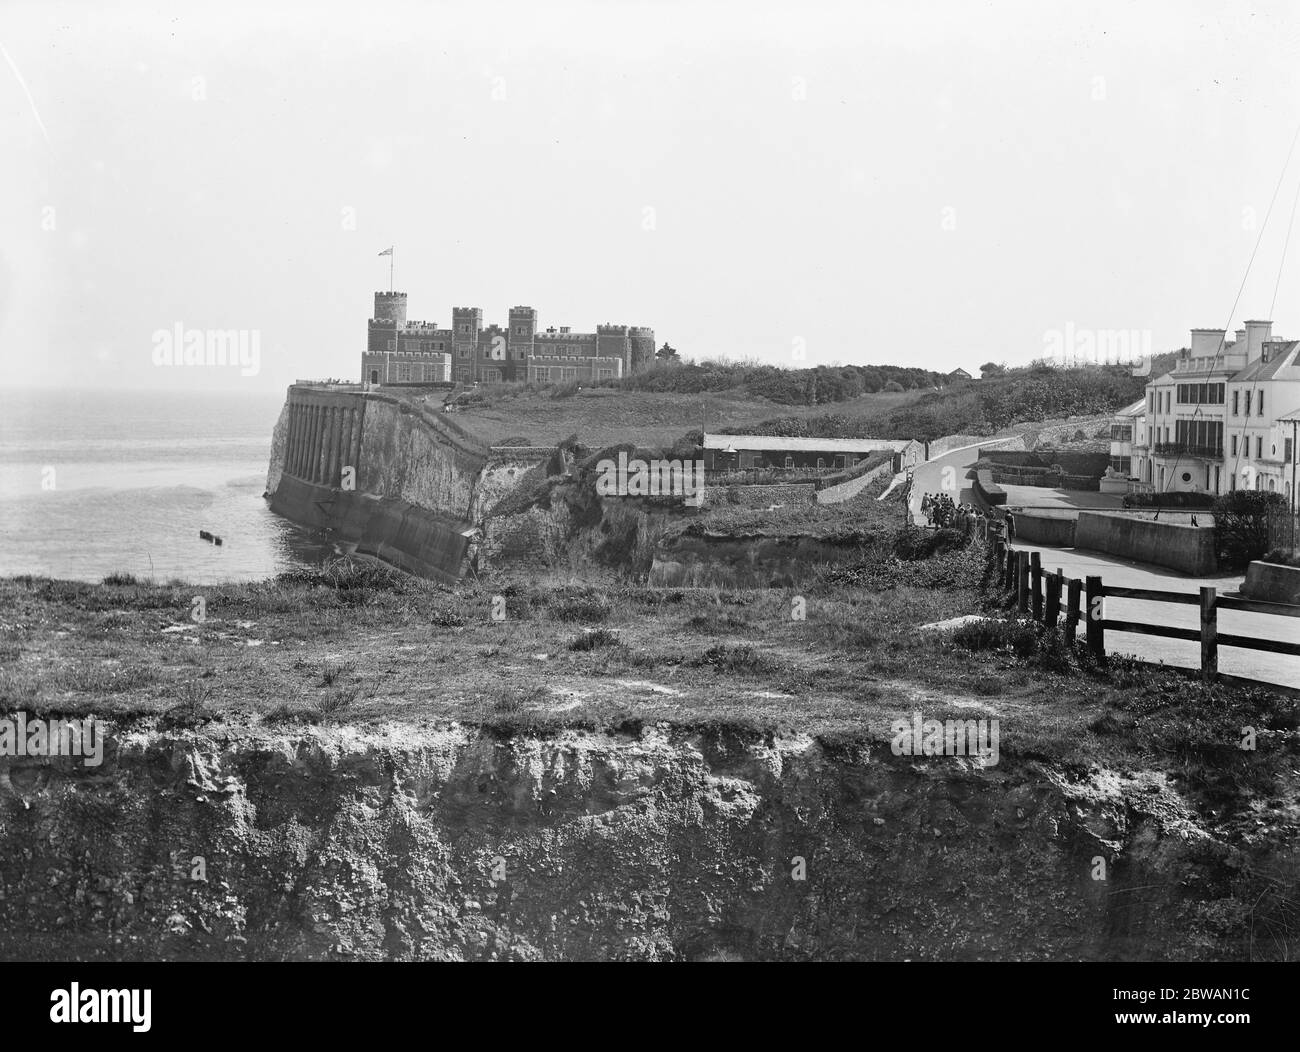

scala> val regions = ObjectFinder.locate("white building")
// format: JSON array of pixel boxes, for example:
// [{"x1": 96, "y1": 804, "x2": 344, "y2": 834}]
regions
[
  {"x1": 1135, "y1": 320, "x2": 1300, "y2": 508},
  {"x1": 1106, "y1": 398, "x2": 1146, "y2": 493}
]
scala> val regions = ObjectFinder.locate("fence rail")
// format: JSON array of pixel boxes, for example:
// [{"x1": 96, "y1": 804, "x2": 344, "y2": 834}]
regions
[{"x1": 990, "y1": 539, "x2": 1300, "y2": 683}]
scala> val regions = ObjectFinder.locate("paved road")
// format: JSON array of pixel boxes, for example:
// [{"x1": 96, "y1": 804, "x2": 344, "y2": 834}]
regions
[
  {"x1": 908, "y1": 442, "x2": 987, "y2": 525},
  {"x1": 1009, "y1": 541, "x2": 1299, "y2": 689}
]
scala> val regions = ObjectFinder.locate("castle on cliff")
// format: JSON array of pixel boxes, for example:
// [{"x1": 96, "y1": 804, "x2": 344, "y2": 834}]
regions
[{"x1": 362, "y1": 292, "x2": 655, "y2": 386}]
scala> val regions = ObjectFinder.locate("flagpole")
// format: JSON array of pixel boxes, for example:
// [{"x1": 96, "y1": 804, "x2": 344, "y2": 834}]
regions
[{"x1": 389, "y1": 247, "x2": 394, "y2": 293}]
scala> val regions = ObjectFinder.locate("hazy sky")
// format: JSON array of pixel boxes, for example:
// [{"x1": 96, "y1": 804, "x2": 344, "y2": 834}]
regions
[{"x1": 2, "y1": 0, "x2": 1299, "y2": 391}]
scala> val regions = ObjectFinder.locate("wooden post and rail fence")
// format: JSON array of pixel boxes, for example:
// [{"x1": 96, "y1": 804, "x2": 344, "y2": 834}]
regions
[{"x1": 988, "y1": 535, "x2": 1300, "y2": 685}]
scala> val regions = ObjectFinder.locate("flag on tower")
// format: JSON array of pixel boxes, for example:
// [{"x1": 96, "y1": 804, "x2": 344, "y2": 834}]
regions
[{"x1": 378, "y1": 246, "x2": 393, "y2": 256}]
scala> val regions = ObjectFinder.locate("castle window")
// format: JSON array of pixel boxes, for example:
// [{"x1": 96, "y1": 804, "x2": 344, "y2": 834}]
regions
[
  {"x1": 459, "y1": 324, "x2": 469, "y2": 334},
  {"x1": 387, "y1": 340, "x2": 395, "y2": 350}
]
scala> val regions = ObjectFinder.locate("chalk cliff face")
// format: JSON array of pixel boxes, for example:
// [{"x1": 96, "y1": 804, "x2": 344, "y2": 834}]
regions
[
  {"x1": 264, "y1": 400, "x2": 289, "y2": 497},
  {"x1": 0, "y1": 721, "x2": 1290, "y2": 961}
]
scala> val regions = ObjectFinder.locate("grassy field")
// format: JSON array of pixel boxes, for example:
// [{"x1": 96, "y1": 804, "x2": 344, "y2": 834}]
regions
[
  {"x1": 2, "y1": 551, "x2": 1295, "y2": 812},
  {"x1": 441, "y1": 384, "x2": 929, "y2": 448}
]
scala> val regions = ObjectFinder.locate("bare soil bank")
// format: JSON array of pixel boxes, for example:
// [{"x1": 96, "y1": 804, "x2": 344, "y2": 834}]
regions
[{"x1": 1, "y1": 721, "x2": 1294, "y2": 961}]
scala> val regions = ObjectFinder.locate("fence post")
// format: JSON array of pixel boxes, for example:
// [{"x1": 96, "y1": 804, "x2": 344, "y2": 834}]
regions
[
  {"x1": 1045, "y1": 571, "x2": 1061, "y2": 627},
  {"x1": 1017, "y1": 552, "x2": 1030, "y2": 614},
  {"x1": 1200, "y1": 586, "x2": 1217, "y2": 683},
  {"x1": 1030, "y1": 552, "x2": 1043, "y2": 622},
  {"x1": 1004, "y1": 547, "x2": 1016, "y2": 593},
  {"x1": 1085, "y1": 576, "x2": 1104, "y2": 662},
  {"x1": 995, "y1": 539, "x2": 1005, "y2": 573},
  {"x1": 1065, "y1": 578, "x2": 1081, "y2": 645}
]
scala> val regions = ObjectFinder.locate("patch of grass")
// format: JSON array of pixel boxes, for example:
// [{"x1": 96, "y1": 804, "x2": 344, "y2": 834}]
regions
[
  {"x1": 950, "y1": 617, "x2": 1039, "y2": 658},
  {"x1": 693, "y1": 644, "x2": 774, "y2": 675},
  {"x1": 160, "y1": 682, "x2": 214, "y2": 729},
  {"x1": 101, "y1": 572, "x2": 139, "y2": 586},
  {"x1": 319, "y1": 661, "x2": 355, "y2": 687},
  {"x1": 549, "y1": 592, "x2": 612, "y2": 624},
  {"x1": 263, "y1": 702, "x2": 320, "y2": 725},
  {"x1": 569, "y1": 628, "x2": 622, "y2": 652},
  {"x1": 314, "y1": 688, "x2": 359, "y2": 721}
]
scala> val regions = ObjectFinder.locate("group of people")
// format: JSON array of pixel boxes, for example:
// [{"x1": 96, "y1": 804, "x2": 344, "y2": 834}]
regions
[{"x1": 920, "y1": 492, "x2": 987, "y2": 534}]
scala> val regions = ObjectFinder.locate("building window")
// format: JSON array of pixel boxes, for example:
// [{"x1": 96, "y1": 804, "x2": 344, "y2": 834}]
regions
[
  {"x1": 1257, "y1": 436, "x2": 1263, "y2": 459},
  {"x1": 386, "y1": 340, "x2": 395, "y2": 350},
  {"x1": 1232, "y1": 389, "x2": 1240, "y2": 415},
  {"x1": 1231, "y1": 435, "x2": 1238, "y2": 456},
  {"x1": 459, "y1": 324, "x2": 469, "y2": 334},
  {"x1": 1245, "y1": 391, "x2": 1252, "y2": 414},
  {"x1": 1176, "y1": 382, "x2": 1224, "y2": 405},
  {"x1": 369, "y1": 369, "x2": 379, "y2": 384},
  {"x1": 784, "y1": 456, "x2": 794, "y2": 469},
  {"x1": 1259, "y1": 390, "x2": 1265, "y2": 416},
  {"x1": 1287, "y1": 437, "x2": 1294, "y2": 463},
  {"x1": 816, "y1": 458, "x2": 825, "y2": 469}
]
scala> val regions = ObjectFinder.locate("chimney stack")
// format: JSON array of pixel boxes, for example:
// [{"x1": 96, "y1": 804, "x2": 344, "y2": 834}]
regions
[{"x1": 1244, "y1": 319, "x2": 1272, "y2": 362}]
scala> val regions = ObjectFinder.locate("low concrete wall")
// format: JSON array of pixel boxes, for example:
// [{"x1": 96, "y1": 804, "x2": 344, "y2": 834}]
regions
[
  {"x1": 1008, "y1": 512, "x2": 1076, "y2": 546},
  {"x1": 1241, "y1": 561, "x2": 1300, "y2": 605},
  {"x1": 270, "y1": 474, "x2": 472, "y2": 583},
  {"x1": 815, "y1": 460, "x2": 894, "y2": 504},
  {"x1": 1074, "y1": 512, "x2": 1217, "y2": 575},
  {"x1": 973, "y1": 471, "x2": 1006, "y2": 506},
  {"x1": 719, "y1": 483, "x2": 816, "y2": 508}
]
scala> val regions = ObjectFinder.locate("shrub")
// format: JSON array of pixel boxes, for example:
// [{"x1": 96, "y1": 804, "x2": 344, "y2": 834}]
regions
[
  {"x1": 693, "y1": 644, "x2": 773, "y2": 674},
  {"x1": 102, "y1": 572, "x2": 139, "y2": 586},
  {"x1": 551, "y1": 592, "x2": 612, "y2": 623},
  {"x1": 569, "y1": 628, "x2": 622, "y2": 651},
  {"x1": 950, "y1": 617, "x2": 1039, "y2": 658},
  {"x1": 1123, "y1": 491, "x2": 1215, "y2": 509},
  {"x1": 1212, "y1": 491, "x2": 1288, "y2": 568}
]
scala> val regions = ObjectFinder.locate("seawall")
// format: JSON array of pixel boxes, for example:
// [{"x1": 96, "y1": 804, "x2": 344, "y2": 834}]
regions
[
  {"x1": 1074, "y1": 512, "x2": 1217, "y2": 575},
  {"x1": 267, "y1": 386, "x2": 488, "y2": 581}
]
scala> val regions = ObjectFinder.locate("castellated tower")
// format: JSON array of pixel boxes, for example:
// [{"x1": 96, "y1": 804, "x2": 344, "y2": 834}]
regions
[
  {"x1": 597, "y1": 324, "x2": 632, "y2": 374},
  {"x1": 508, "y1": 306, "x2": 537, "y2": 364},
  {"x1": 629, "y1": 326, "x2": 656, "y2": 372},
  {"x1": 373, "y1": 291, "x2": 408, "y2": 324}
]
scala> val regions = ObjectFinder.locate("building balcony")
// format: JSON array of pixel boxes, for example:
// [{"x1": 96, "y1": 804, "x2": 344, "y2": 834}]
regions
[{"x1": 1153, "y1": 442, "x2": 1224, "y2": 458}]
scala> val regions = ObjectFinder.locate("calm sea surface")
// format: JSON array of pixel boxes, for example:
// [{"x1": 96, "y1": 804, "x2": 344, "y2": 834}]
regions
[{"x1": 0, "y1": 388, "x2": 332, "y2": 584}]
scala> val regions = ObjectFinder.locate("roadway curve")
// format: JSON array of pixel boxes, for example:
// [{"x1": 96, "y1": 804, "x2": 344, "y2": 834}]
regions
[{"x1": 908, "y1": 442, "x2": 991, "y2": 525}]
